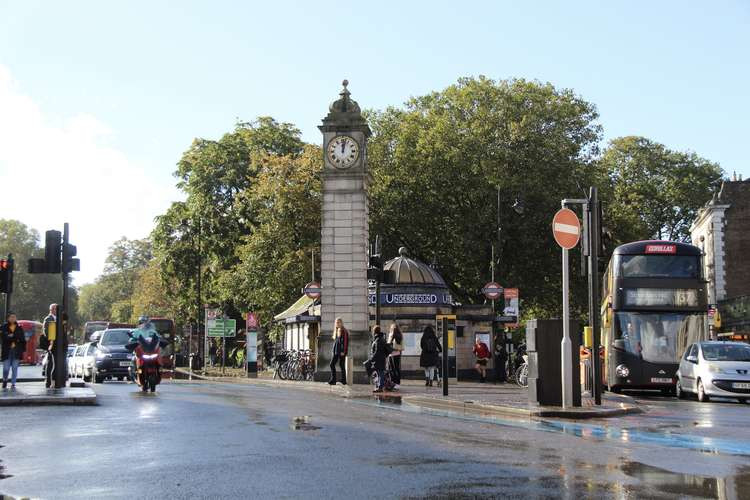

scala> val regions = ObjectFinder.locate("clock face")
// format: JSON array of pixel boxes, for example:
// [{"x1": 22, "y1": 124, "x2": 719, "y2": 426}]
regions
[{"x1": 327, "y1": 135, "x2": 359, "y2": 169}]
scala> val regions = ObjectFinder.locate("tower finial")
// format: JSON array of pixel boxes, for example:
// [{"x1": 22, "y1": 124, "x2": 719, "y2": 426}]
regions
[{"x1": 342, "y1": 79, "x2": 349, "y2": 88}]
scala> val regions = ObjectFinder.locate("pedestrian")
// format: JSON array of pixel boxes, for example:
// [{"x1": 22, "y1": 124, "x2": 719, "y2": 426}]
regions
[
  {"x1": 209, "y1": 340, "x2": 217, "y2": 367},
  {"x1": 328, "y1": 317, "x2": 349, "y2": 385},
  {"x1": 473, "y1": 336, "x2": 491, "y2": 383},
  {"x1": 369, "y1": 325, "x2": 389, "y2": 393},
  {"x1": 494, "y1": 335, "x2": 508, "y2": 383},
  {"x1": 388, "y1": 323, "x2": 404, "y2": 389},
  {"x1": 41, "y1": 303, "x2": 57, "y2": 388},
  {"x1": 419, "y1": 325, "x2": 442, "y2": 387},
  {"x1": 1, "y1": 312, "x2": 26, "y2": 390}
]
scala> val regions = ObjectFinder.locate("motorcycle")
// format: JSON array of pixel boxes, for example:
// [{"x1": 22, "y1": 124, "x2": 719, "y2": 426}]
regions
[{"x1": 126, "y1": 334, "x2": 167, "y2": 392}]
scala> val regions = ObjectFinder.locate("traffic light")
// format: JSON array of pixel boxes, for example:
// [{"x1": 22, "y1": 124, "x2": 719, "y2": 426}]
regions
[
  {"x1": 0, "y1": 259, "x2": 13, "y2": 293},
  {"x1": 63, "y1": 242, "x2": 80, "y2": 273},
  {"x1": 45, "y1": 230, "x2": 62, "y2": 273}
]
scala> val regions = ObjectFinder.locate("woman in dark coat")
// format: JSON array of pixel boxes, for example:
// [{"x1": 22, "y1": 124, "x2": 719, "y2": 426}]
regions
[
  {"x1": 369, "y1": 325, "x2": 389, "y2": 393},
  {"x1": 419, "y1": 325, "x2": 442, "y2": 387},
  {"x1": 1, "y1": 312, "x2": 26, "y2": 390}
]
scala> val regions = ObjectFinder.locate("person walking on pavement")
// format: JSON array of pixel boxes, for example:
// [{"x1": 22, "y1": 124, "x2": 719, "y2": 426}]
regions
[
  {"x1": 473, "y1": 336, "x2": 491, "y2": 383},
  {"x1": 328, "y1": 317, "x2": 349, "y2": 385},
  {"x1": 494, "y1": 335, "x2": 508, "y2": 383},
  {"x1": 420, "y1": 325, "x2": 442, "y2": 387},
  {"x1": 388, "y1": 323, "x2": 404, "y2": 389},
  {"x1": 369, "y1": 325, "x2": 389, "y2": 393},
  {"x1": 1, "y1": 312, "x2": 26, "y2": 390},
  {"x1": 41, "y1": 303, "x2": 57, "y2": 388}
]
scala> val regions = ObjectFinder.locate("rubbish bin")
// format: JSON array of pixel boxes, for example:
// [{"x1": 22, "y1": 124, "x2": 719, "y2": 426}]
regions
[{"x1": 526, "y1": 319, "x2": 581, "y2": 407}]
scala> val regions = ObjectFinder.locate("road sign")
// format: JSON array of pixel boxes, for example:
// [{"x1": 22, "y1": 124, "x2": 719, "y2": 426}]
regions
[
  {"x1": 246, "y1": 312, "x2": 258, "y2": 331},
  {"x1": 482, "y1": 282, "x2": 503, "y2": 300},
  {"x1": 207, "y1": 318, "x2": 236, "y2": 337},
  {"x1": 552, "y1": 208, "x2": 581, "y2": 249},
  {"x1": 303, "y1": 281, "x2": 321, "y2": 299}
]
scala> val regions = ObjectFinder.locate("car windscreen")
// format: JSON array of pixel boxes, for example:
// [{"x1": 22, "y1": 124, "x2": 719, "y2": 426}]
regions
[
  {"x1": 150, "y1": 319, "x2": 173, "y2": 335},
  {"x1": 702, "y1": 344, "x2": 750, "y2": 362},
  {"x1": 100, "y1": 330, "x2": 132, "y2": 346},
  {"x1": 619, "y1": 255, "x2": 699, "y2": 278}
]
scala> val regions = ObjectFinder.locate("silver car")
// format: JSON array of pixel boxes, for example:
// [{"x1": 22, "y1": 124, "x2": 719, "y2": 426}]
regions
[{"x1": 676, "y1": 341, "x2": 750, "y2": 403}]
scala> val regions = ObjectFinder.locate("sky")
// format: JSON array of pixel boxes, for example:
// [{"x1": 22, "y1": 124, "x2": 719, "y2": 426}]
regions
[{"x1": 0, "y1": 1, "x2": 748, "y2": 285}]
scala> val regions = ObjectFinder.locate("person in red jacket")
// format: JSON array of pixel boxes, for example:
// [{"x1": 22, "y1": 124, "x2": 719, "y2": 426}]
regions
[{"x1": 473, "y1": 337, "x2": 491, "y2": 383}]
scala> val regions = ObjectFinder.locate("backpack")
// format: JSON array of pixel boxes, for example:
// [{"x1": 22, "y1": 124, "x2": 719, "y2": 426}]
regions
[{"x1": 39, "y1": 334, "x2": 50, "y2": 351}]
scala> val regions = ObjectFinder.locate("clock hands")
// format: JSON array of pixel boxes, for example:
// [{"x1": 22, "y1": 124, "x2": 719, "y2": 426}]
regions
[{"x1": 340, "y1": 140, "x2": 345, "y2": 154}]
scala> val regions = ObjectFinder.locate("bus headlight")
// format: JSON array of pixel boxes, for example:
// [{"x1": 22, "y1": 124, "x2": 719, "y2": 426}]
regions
[{"x1": 615, "y1": 364, "x2": 630, "y2": 378}]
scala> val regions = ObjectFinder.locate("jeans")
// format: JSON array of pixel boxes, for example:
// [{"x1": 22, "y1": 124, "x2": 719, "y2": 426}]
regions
[
  {"x1": 376, "y1": 369, "x2": 385, "y2": 389},
  {"x1": 3, "y1": 351, "x2": 20, "y2": 386},
  {"x1": 329, "y1": 354, "x2": 346, "y2": 384},
  {"x1": 424, "y1": 366, "x2": 437, "y2": 380},
  {"x1": 390, "y1": 355, "x2": 401, "y2": 385}
]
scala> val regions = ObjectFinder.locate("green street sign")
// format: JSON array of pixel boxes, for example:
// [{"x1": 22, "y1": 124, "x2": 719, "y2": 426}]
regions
[{"x1": 207, "y1": 318, "x2": 236, "y2": 337}]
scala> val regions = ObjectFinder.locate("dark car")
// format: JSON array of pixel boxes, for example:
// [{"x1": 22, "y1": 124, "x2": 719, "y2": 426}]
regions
[{"x1": 92, "y1": 328, "x2": 134, "y2": 383}]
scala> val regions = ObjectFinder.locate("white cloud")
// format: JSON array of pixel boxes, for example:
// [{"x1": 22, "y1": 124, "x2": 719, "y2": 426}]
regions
[{"x1": 0, "y1": 64, "x2": 179, "y2": 285}]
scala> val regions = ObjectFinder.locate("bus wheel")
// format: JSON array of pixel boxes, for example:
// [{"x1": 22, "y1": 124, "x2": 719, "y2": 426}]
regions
[{"x1": 697, "y1": 379, "x2": 710, "y2": 402}]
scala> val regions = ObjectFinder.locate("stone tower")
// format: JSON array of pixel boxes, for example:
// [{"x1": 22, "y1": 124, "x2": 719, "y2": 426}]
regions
[{"x1": 317, "y1": 80, "x2": 372, "y2": 383}]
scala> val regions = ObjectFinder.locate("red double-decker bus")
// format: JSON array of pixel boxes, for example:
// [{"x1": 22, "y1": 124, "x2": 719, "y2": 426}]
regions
[{"x1": 18, "y1": 320, "x2": 43, "y2": 365}]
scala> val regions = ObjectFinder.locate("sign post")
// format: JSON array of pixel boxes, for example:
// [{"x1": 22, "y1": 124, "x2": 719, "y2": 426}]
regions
[
  {"x1": 553, "y1": 208, "x2": 581, "y2": 409},
  {"x1": 246, "y1": 312, "x2": 258, "y2": 378}
]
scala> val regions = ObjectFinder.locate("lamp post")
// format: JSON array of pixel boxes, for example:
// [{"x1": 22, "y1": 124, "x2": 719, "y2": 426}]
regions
[
  {"x1": 181, "y1": 217, "x2": 202, "y2": 371},
  {"x1": 490, "y1": 189, "x2": 524, "y2": 313}
]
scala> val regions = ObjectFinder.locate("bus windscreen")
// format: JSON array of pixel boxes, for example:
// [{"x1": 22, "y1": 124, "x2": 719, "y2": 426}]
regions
[
  {"x1": 619, "y1": 255, "x2": 699, "y2": 279},
  {"x1": 614, "y1": 312, "x2": 706, "y2": 363}
]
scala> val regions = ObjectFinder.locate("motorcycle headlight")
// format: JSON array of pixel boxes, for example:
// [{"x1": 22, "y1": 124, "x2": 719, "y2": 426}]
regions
[{"x1": 615, "y1": 364, "x2": 630, "y2": 378}]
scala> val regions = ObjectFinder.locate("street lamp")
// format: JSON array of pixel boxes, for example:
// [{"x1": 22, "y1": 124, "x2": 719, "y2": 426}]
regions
[{"x1": 180, "y1": 217, "x2": 202, "y2": 371}]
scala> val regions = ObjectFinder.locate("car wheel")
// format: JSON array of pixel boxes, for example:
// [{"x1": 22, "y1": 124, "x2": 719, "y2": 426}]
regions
[
  {"x1": 676, "y1": 380, "x2": 687, "y2": 399},
  {"x1": 697, "y1": 379, "x2": 709, "y2": 402},
  {"x1": 609, "y1": 385, "x2": 621, "y2": 394}
]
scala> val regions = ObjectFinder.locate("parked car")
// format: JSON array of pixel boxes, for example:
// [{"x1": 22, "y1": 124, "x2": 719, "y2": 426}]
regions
[
  {"x1": 75, "y1": 343, "x2": 98, "y2": 382},
  {"x1": 676, "y1": 341, "x2": 750, "y2": 403},
  {"x1": 92, "y1": 329, "x2": 134, "y2": 383},
  {"x1": 67, "y1": 345, "x2": 79, "y2": 377}
]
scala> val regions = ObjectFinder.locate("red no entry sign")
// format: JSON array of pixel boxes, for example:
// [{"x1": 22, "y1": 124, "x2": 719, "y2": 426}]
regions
[
  {"x1": 482, "y1": 282, "x2": 503, "y2": 300},
  {"x1": 552, "y1": 208, "x2": 581, "y2": 249}
]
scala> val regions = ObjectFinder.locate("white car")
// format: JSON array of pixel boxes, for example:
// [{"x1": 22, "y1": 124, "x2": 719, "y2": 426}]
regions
[
  {"x1": 73, "y1": 343, "x2": 98, "y2": 382},
  {"x1": 676, "y1": 341, "x2": 750, "y2": 403}
]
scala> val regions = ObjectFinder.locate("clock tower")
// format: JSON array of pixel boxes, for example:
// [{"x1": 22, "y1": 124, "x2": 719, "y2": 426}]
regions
[{"x1": 317, "y1": 80, "x2": 372, "y2": 383}]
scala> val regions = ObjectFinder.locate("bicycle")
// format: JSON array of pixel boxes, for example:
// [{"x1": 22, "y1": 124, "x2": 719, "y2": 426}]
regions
[{"x1": 515, "y1": 355, "x2": 529, "y2": 388}]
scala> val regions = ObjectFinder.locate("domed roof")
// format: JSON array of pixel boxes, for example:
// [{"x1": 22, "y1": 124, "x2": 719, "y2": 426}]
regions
[{"x1": 383, "y1": 247, "x2": 447, "y2": 287}]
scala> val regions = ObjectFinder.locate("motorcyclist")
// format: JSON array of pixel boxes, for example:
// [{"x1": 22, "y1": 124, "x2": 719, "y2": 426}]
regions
[{"x1": 128, "y1": 316, "x2": 166, "y2": 385}]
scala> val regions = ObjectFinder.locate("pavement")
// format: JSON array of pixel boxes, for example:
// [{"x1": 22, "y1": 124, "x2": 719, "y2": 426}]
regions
[
  {"x1": 175, "y1": 368, "x2": 640, "y2": 419},
  {"x1": 0, "y1": 365, "x2": 97, "y2": 406},
  {"x1": 2, "y1": 377, "x2": 749, "y2": 499}
]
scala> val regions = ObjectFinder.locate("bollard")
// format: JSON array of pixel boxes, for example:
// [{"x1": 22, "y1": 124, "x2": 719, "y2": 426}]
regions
[{"x1": 345, "y1": 356, "x2": 354, "y2": 385}]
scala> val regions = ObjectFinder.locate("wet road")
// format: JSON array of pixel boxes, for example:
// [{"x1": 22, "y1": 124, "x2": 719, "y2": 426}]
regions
[{"x1": 1, "y1": 378, "x2": 750, "y2": 499}]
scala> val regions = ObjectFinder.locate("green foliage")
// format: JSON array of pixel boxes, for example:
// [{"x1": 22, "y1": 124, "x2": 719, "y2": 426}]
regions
[
  {"x1": 218, "y1": 145, "x2": 322, "y2": 328},
  {"x1": 599, "y1": 136, "x2": 724, "y2": 244},
  {"x1": 76, "y1": 237, "x2": 152, "y2": 323},
  {"x1": 367, "y1": 76, "x2": 602, "y2": 315},
  {"x1": 0, "y1": 219, "x2": 73, "y2": 323}
]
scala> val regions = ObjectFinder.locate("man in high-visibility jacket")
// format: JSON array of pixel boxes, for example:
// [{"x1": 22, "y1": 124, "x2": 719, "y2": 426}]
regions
[{"x1": 42, "y1": 303, "x2": 57, "y2": 388}]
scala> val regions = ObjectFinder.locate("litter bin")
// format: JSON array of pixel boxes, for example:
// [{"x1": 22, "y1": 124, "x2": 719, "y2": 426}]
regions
[{"x1": 526, "y1": 319, "x2": 581, "y2": 407}]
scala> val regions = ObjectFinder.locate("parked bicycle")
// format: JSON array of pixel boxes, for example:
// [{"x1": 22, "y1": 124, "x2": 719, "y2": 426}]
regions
[
  {"x1": 515, "y1": 355, "x2": 529, "y2": 388},
  {"x1": 273, "y1": 349, "x2": 315, "y2": 381}
]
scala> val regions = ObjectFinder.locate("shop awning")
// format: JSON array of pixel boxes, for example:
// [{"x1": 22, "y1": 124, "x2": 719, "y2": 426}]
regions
[{"x1": 273, "y1": 295, "x2": 320, "y2": 324}]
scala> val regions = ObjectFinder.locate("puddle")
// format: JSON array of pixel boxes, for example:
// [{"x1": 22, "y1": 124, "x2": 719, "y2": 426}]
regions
[
  {"x1": 622, "y1": 462, "x2": 750, "y2": 499},
  {"x1": 346, "y1": 398, "x2": 750, "y2": 457},
  {"x1": 290, "y1": 416, "x2": 321, "y2": 431}
]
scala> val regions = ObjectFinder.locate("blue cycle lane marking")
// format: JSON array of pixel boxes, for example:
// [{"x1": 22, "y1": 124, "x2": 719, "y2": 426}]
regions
[{"x1": 349, "y1": 397, "x2": 750, "y2": 457}]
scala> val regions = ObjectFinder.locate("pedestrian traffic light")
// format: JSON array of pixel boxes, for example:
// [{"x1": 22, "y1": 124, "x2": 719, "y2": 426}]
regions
[
  {"x1": 45, "y1": 230, "x2": 62, "y2": 273},
  {"x1": 0, "y1": 259, "x2": 12, "y2": 293},
  {"x1": 63, "y1": 242, "x2": 80, "y2": 273}
]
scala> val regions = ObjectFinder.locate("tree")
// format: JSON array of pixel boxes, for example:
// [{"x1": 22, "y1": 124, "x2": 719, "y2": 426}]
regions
[
  {"x1": 76, "y1": 237, "x2": 153, "y2": 323},
  {"x1": 367, "y1": 76, "x2": 602, "y2": 315},
  {"x1": 0, "y1": 219, "x2": 68, "y2": 322},
  {"x1": 152, "y1": 117, "x2": 305, "y2": 320},
  {"x1": 218, "y1": 145, "x2": 322, "y2": 328},
  {"x1": 599, "y1": 136, "x2": 724, "y2": 244}
]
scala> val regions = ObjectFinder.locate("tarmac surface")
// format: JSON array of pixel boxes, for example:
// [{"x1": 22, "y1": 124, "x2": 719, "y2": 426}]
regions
[{"x1": 1, "y1": 368, "x2": 750, "y2": 499}]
